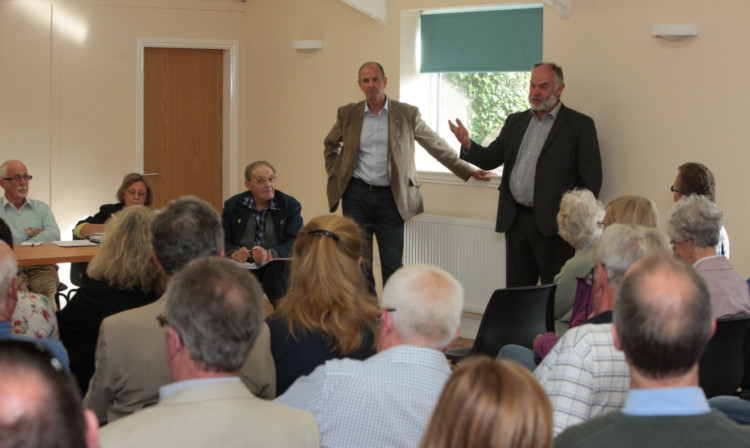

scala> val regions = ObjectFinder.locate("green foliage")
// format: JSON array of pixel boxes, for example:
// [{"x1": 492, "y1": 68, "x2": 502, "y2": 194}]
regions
[{"x1": 442, "y1": 72, "x2": 530, "y2": 144}]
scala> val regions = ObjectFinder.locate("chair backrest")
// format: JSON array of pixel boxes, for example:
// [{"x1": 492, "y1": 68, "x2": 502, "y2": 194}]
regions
[
  {"x1": 471, "y1": 284, "x2": 557, "y2": 358},
  {"x1": 699, "y1": 314, "x2": 750, "y2": 398}
]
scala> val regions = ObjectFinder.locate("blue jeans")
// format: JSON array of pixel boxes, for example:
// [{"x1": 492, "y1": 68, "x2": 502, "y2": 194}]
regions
[
  {"x1": 497, "y1": 344, "x2": 538, "y2": 372},
  {"x1": 709, "y1": 396, "x2": 750, "y2": 425},
  {"x1": 342, "y1": 178, "x2": 404, "y2": 293}
]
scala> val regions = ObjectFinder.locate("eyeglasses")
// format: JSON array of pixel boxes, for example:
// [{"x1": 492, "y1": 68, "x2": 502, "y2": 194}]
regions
[
  {"x1": 126, "y1": 188, "x2": 147, "y2": 197},
  {"x1": 1, "y1": 174, "x2": 32, "y2": 182},
  {"x1": 157, "y1": 313, "x2": 184, "y2": 345},
  {"x1": 251, "y1": 176, "x2": 277, "y2": 186},
  {"x1": 376, "y1": 307, "x2": 397, "y2": 327},
  {"x1": 670, "y1": 185, "x2": 683, "y2": 194}
]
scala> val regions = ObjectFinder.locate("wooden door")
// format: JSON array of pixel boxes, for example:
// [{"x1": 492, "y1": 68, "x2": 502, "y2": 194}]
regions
[{"x1": 144, "y1": 48, "x2": 223, "y2": 211}]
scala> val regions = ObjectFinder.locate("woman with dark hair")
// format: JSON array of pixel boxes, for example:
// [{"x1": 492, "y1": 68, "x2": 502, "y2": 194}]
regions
[
  {"x1": 59, "y1": 206, "x2": 166, "y2": 394},
  {"x1": 267, "y1": 214, "x2": 379, "y2": 395},
  {"x1": 73, "y1": 173, "x2": 153, "y2": 239}
]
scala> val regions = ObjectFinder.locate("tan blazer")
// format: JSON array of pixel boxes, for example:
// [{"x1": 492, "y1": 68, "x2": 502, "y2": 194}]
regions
[
  {"x1": 99, "y1": 380, "x2": 320, "y2": 448},
  {"x1": 324, "y1": 98, "x2": 474, "y2": 222},
  {"x1": 83, "y1": 297, "x2": 276, "y2": 424}
]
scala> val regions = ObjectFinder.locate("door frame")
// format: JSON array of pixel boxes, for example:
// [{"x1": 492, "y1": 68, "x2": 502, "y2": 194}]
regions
[{"x1": 135, "y1": 37, "x2": 240, "y2": 201}]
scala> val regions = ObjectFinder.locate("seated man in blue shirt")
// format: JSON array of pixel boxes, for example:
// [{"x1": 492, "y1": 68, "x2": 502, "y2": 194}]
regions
[
  {"x1": 276, "y1": 264, "x2": 464, "y2": 448},
  {"x1": 222, "y1": 161, "x2": 302, "y2": 306},
  {"x1": 0, "y1": 240, "x2": 68, "y2": 368},
  {"x1": 0, "y1": 160, "x2": 60, "y2": 307},
  {"x1": 555, "y1": 254, "x2": 750, "y2": 448}
]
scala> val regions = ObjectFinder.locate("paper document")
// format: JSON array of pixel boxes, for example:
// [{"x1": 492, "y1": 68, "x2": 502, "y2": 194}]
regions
[{"x1": 54, "y1": 240, "x2": 99, "y2": 247}]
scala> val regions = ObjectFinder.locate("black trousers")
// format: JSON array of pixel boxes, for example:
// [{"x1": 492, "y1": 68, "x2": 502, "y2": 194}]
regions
[{"x1": 505, "y1": 206, "x2": 573, "y2": 287}]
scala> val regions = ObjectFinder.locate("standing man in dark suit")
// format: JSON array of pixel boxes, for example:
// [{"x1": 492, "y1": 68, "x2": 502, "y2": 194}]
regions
[
  {"x1": 450, "y1": 62, "x2": 602, "y2": 287},
  {"x1": 325, "y1": 61, "x2": 485, "y2": 292}
]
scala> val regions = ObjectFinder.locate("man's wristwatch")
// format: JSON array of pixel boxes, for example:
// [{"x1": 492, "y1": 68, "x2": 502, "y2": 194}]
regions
[{"x1": 29, "y1": 228, "x2": 37, "y2": 238}]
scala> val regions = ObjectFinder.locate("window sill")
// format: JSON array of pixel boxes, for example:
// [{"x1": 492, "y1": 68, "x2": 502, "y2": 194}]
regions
[{"x1": 418, "y1": 171, "x2": 501, "y2": 189}]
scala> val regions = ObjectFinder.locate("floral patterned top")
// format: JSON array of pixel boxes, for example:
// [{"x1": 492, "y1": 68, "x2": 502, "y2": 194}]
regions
[{"x1": 11, "y1": 290, "x2": 59, "y2": 339}]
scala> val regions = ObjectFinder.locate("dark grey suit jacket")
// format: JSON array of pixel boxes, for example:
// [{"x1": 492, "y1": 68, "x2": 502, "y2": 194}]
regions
[{"x1": 461, "y1": 103, "x2": 602, "y2": 237}]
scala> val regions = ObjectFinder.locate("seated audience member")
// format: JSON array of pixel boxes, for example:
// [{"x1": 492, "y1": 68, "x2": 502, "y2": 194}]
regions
[
  {"x1": 277, "y1": 264, "x2": 464, "y2": 448},
  {"x1": 555, "y1": 254, "x2": 750, "y2": 447},
  {"x1": 99, "y1": 257, "x2": 319, "y2": 448},
  {"x1": 601, "y1": 194, "x2": 658, "y2": 229},
  {"x1": 0, "y1": 159, "x2": 61, "y2": 308},
  {"x1": 666, "y1": 194, "x2": 750, "y2": 318},
  {"x1": 84, "y1": 196, "x2": 274, "y2": 425},
  {"x1": 708, "y1": 395, "x2": 750, "y2": 425},
  {"x1": 671, "y1": 162, "x2": 729, "y2": 257},
  {"x1": 73, "y1": 172, "x2": 153, "y2": 239},
  {"x1": 58, "y1": 206, "x2": 166, "y2": 395},
  {"x1": 222, "y1": 161, "x2": 302, "y2": 305},
  {"x1": 0, "y1": 340, "x2": 98, "y2": 448},
  {"x1": 500, "y1": 195, "x2": 659, "y2": 368},
  {"x1": 0, "y1": 241, "x2": 68, "y2": 368},
  {"x1": 535, "y1": 224, "x2": 670, "y2": 436},
  {"x1": 551, "y1": 189, "x2": 605, "y2": 336},
  {"x1": 0, "y1": 218, "x2": 58, "y2": 339},
  {"x1": 419, "y1": 357, "x2": 552, "y2": 448},
  {"x1": 268, "y1": 214, "x2": 378, "y2": 395}
]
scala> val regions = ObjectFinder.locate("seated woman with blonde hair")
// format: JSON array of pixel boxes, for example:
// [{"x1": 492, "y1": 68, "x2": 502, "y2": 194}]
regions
[
  {"x1": 267, "y1": 214, "x2": 379, "y2": 395},
  {"x1": 419, "y1": 357, "x2": 553, "y2": 448},
  {"x1": 58, "y1": 206, "x2": 166, "y2": 395}
]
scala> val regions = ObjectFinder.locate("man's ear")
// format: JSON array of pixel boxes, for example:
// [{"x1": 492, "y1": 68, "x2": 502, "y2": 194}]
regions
[
  {"x1": 83, "y1": 409, "x2": 100, "y2": 448},
  {"x1": 166, "y1": 326, "x2": 183, "y2": 359},
  {"x1": 612, "y1": 323, "x2": 622, "y2": 352}
]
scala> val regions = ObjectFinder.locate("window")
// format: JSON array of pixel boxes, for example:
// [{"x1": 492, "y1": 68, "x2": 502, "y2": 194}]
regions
[{"x1": 400, "y1": 5, "x2": 542, "y2": 177}]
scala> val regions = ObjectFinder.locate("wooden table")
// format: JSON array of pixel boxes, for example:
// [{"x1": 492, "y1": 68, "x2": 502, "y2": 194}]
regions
[{"x1": 14, "y1": 243, "x2": 99, "y2": 266}]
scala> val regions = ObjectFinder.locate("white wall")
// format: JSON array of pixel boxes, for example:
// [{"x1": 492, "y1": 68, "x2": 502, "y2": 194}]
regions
[{"x1": 2, "y1": 0, "x2": 748, "y2": 275}]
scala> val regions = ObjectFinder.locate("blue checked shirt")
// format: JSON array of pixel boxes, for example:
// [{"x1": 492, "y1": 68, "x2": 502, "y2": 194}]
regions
[
  {"x1": 535, "y1": 323, "x2": 629, "y2": 436},
  {"x1": 240, "y1": 194, "x2": 279, "y2": 247},
  {"x1": 275, "y1": 345, "x2": 451, "y2": 448}
]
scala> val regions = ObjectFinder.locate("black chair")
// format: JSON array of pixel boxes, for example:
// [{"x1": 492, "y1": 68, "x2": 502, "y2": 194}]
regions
[
  {"x1": 446, "y1": 284, "x2": 556, "y2": 364},
  {"x1": 699, "y1": 314, "x2": 750, "y2": 399}
]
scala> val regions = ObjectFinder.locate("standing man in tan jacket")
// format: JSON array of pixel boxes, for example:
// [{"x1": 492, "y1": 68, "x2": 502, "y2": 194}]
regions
[{"x1": 324, "y1": 61, "x2": 486, "y2": 291}]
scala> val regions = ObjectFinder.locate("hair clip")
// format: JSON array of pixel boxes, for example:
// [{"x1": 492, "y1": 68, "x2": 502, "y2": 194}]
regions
[{"x1": 308, "y1": 228, "x2": 340, "y2": 241}]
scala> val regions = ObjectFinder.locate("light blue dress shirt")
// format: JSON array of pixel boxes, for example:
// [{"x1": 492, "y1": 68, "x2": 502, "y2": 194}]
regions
[
  {"x1": 276, "y1": 344, "x2": 451, "y2": 448},
  {"x1": 622, "y1": 386, "x2": 711, "y2": 416},
  {"x1": 0, "y1": 197, "x2": 60, "y2": 244},
  {"x1": 353, "y1": 97, "x2": 390, "y2": 186}
]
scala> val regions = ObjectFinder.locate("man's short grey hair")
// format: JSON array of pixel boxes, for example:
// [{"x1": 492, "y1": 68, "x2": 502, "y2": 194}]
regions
[
  {"x1": 557, "y1": 189, "x2": 605, "y2": 250},
  {"x1": 0, "y1": 241, "x2": 17, "y2": 305},
  {"x1": 666, "y1": 194, "x2": 723, "y2": 248},
  {"x1": 151, "y1": 196, "x2": 223, "y2": 276},
  {"x1": 615, "y1": 254, "x2": 712, "y2": 379},
  {"x1": 381, "y1": 264, "x2": 464, "y2": 350},
  {"x1": 165, "y1": 257, "x2": 264, "y2": 372},
  {"x1": 0, "y1": 161, "x2": 8, "y2": 178},
  {"x1": 592, "y1": 224, "x2": 671, "y2": 287},
  {"x1": 533, "y1": 62, "x2": 564, "y2": 88},
  {"x1": 244, "y1": 161, "x2": 276, "y2": 182}
]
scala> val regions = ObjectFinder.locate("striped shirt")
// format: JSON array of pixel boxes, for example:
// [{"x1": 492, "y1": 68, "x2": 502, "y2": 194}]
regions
[{"x1": 534, "y1": 323, "x2": 629, "y2": 436}]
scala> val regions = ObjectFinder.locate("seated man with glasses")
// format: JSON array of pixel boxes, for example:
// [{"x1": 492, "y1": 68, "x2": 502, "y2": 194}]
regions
[
  {"x1": 99, "y1": 257, "x2": 319, "y2": 448},
  {"x1": 276, "y1": 264, "x2": 464, "y2": 448},
  {"x1": 222, "y1": 161, "x2": 302, "y2": 306},
  {"x1": 0, "y1": 159, "x2": 61, "y2": 308}
]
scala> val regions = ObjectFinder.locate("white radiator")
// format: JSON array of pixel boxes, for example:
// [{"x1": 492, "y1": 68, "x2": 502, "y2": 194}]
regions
[{"x1": 403, "y1": 214, "x2": 506, "y2": 314}]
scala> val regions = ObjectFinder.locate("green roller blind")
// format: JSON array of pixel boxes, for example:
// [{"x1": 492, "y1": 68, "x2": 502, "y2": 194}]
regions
[{"x1": 420, "y1": 5, "x2": 543, "y2": 73}]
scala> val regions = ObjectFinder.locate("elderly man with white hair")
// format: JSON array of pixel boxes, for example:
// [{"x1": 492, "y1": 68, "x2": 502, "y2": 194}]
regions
[
  {"x1": 276, "y1": 264, "x2": 465, "y2": 448},
  {"x1": 666, "y1": 194, "x2": 750, "y2": 319}
]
